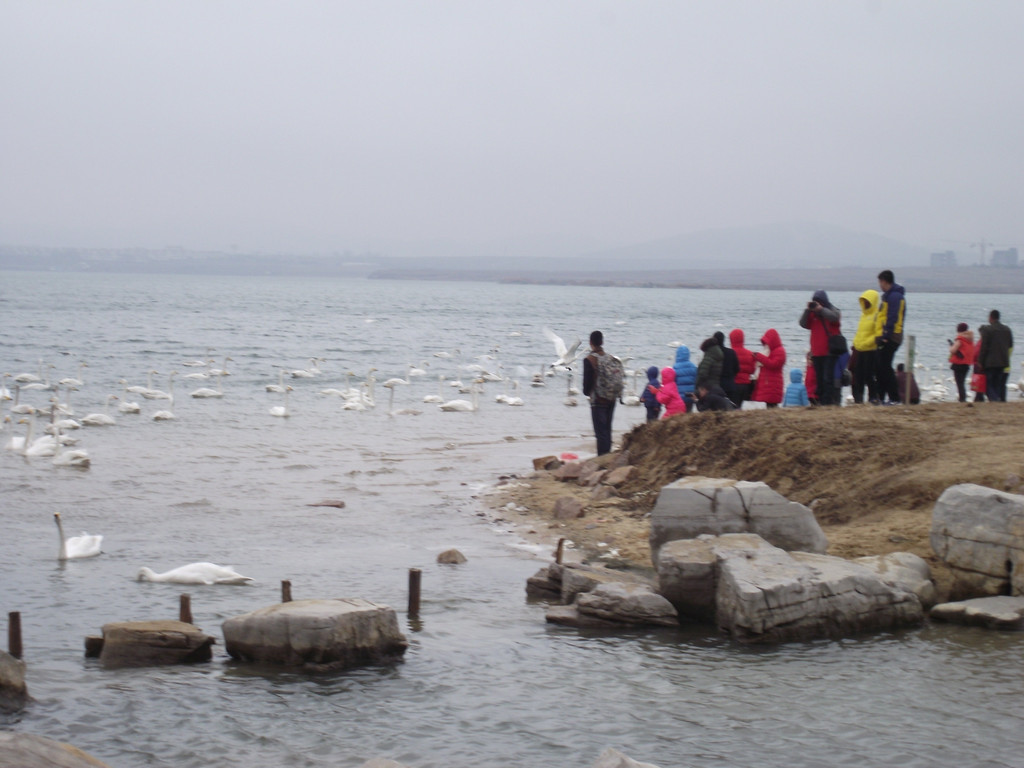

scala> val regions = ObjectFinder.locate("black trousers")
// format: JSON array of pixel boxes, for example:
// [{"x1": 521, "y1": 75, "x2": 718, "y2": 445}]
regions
[
  {"x1": 852, "y1": 349, "x2": 878, "y2": 404},
  {"x1": 876, "y1": 341, "x2": 900, "y2": 402},
  {"x1": 812, "y1": 355, "x2": 837, "y2": 405},
  {"x1": 985, "y1": 368, "x2": 1009, "y2": 402},
  {"x1": 951, "y1": 364, "x2": 970, "y2": 402},
  {"x1": 590, "y1": 400, "x2": 616, "y2": 455}
]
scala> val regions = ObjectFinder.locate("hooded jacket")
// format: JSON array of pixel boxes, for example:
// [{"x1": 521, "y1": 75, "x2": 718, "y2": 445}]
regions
[
  {"x1": 640, "y1": 365, "x2": 661, "y2": 408},
  {"x1": 752, "y1": 329, "x2": 786, "y2": 404},
  {"x1": 799, "y1": 290, "x2": 842, "y2": 357},
  {"x1": 656, "y1": 367, "x2": 687, "y2": 418},
  {"x1": 697, "y1": 337, "x2": 723, "y2": 388},
  {"x1": 949, "y1": 330, "x2": 975, "y2": 366},
  {"x1": 729, "y1": 329, "x2": 756, "y2": 385},
  {"x1": 853, "y1": 289, "x2": 881, "y2": 352},
  {"x1": 673, "y1": 345, "x2": 698, "y2": 396},
  {"x1": 783, "y1": 368, "x2": 809, "y2": 407},
  {"x1": 879, "y1": 282, "x2": 906, "y2": 343}
]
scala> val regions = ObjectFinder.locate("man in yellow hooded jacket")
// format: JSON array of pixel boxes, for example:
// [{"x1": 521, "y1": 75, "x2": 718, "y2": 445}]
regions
[{"x1": 851, "y1": 288, "x2": 882, "y2": 403}]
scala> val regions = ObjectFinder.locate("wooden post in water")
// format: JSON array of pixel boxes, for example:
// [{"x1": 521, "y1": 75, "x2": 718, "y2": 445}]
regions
[
  {"x1": 407, "y1": 568, "x2": 422, "y2": 617},
  {"x1": 555, "y1": 538, "x2": 565, "y2": 564},
  {"x1": 282, "y1": 580, "x2": 292, "y2": 603},
  {"x1": 8, "y1": 611, "x2": 22, "y2": 660},
  {"x1": 904, "y1": 335, "x2": 916, "y2": 405},
  {"x1": 179, "y1": 594, "x2": 193, "y2": 625}
]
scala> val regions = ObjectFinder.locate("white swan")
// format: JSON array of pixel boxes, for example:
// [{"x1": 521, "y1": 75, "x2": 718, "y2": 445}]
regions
[
  {"x1": 127, "y1": 369, "x2": 158, "y2": 395},
  {"x1": 190, "y1": 372, "x2": 224, "y2": 398},
  {"x1": 58, "y1": 361, "x2": 88, "y2": 388},
  {"x1": 14, "y1": 360, "x2": 43, "y2": 384},
  {"x1": 543, "y1": 327, "x2": 583, "y2": 370},
  {"x1": 423, "y1": 374, "x2": 445, "y2": 404},
  {"x1": 208, "y1": 356, "x2": 233, "y2": 377},
  {"x1": 270, "y1": 385, "x2": 292, "y2": 417},
  {"x1": 117, "y1": 380, "x2": 141, "y2": 414},
  {"x1": 137, "y1": 562, "x2": 253, "y2": 585},
  {"x1": 52, "y1": 434, "x2": 91, "y2": 467},
  {"x1": 152, "y1": 376, "x2": 177, "y2": 421},
  {"x1": 21, "y1": 363, "x2": 54, "y2": 391},
  {"x1": 265, "y1": 369, "x2": 286, "y2": 393},
  {"x1": 10, "y1": 385, "x2": 37, "y2": 415},
  {"x1": 19, "y1": 417, "x2": 58, "y2": 457},
  {"x1": 81, "y1": 395, "x2": 118, "y2": 426},
  {"x1": 439, "y1": 384, "x2": 480, "y2": 412},
  {"x1": 182, "y1": 348, "x2": 214, "y2": 367},
  {"x1": 290, "y1": 357, "x2": 323, "y2": 378},
  {"x1": 54, "y1": 512, "x2": 102, "y2": 559}
]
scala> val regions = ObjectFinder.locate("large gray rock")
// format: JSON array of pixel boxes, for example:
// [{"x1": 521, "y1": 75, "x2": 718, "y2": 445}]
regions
[
  {"x1": 0, "y1": 732, "x2": 112, "y2": 768},
  {"x1": 0, "y1": 651, "x2": 27, "y2": 714},
  {"x1": 930, "y1": 596, "x2": 1024, "y2": 630},
  {"x1": 716, "y1": 543, "x2": 924, "y2": 643},
  {"x1": 855, "y1": 552, "x2": 938, "y2": 608},
  {"x1": 576, "y1": 583, "x2": 678, "y2": 627},
  {"x1": 591, "y1": 747, "x2": 663, "y2": 768},
  {"x1": 95, "y1": 620, "x2": 215, "y2": 669},
  {"x1": 930, "y1": 483, "x2": 1024, "y2": 599},
  {"x1": 223, "y1": 598, "x2": 408, "y2": 669},
  {"x1": 649, "y1": 477, "x2": 828, "y2": 563},
  {"x1": 358, "y1": 760, "x2": 412, "y2": 768}
]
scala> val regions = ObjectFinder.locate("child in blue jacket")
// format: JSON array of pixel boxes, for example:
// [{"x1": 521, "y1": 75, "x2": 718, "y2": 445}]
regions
[
  {"x1": 640, "y1": 365, "x2": 662, "y2": 421},
  {"x1": 783, "y1": 368, "x2": 810, "y2": 407}
]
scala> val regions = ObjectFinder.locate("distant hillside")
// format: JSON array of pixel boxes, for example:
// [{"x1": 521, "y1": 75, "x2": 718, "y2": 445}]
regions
[{"x1": 576, "y1": 221, "x2": 930, "y2": 270}]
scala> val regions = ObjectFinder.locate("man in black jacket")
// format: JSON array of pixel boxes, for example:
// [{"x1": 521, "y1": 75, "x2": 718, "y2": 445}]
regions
[
  {"x1": 979, "y1": 309, "x2": 1013, "y2": 402},
  {"x1": 582, "y1": 329, "x2": 615, "y2": 455}
]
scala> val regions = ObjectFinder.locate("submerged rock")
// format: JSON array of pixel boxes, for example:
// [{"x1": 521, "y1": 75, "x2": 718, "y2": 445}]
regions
[
  {"x1": 591, "y1": 747, "x2": 663, "y2": 768},
  {"x1": 223, "y1": 598, "x2": 408, "y2": 669},
  {"x1": 649, "y1": 477, "x2": 828, "y2": 563},
  {"x1": 436, "y1": 548, "x2": 467, "y2": 564},
  {"x1": 930, "y1": 596, "x2": 1024, "y2": 630},
  {"x1": 94, "y1": 620, "x2": 215, "y2": 669},
  {"x1": 0, "y1": 650, "x2": 27, "y2": 714},
  {"x1": 0, "y1": 732, "x2": 112, "y2": 768},
  {"x1": 930, "y1": 483, "x2": 1024, "y2": 599}
]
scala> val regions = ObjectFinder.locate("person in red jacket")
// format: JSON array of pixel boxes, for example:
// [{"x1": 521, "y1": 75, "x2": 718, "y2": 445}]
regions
[
  {"x1": 948, "y1": 322, "x2": 975, "y2": 403},
  {"x1": 729, "y1": 328, "x2": 756, "y2": 406},
  {"x1": 752, "y1": 329, "x2": 786, "y2": 408},
  {"x1": 655, "y1": 366, "x2": 687, "y2": 418}
]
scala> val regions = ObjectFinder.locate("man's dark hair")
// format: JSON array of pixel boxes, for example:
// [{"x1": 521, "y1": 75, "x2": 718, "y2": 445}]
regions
[
  {"x1": 713, "y1": 331, "x2": 725, "y2": 345},
  {"x1": 991, "y1": 309, "x2": 1001, "y2": 321},
  {"x1": 878, "y1": 269, "x2": 895, "y2": 284},
  {"x1": 590, "y1": 330, "x2": 603, "y2": 347}
]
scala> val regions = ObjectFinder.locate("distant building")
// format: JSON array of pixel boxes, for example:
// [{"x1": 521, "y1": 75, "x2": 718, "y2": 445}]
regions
[
  {"x1": 991, "y1": 248, "x2": 1019, "y2": 268},
  {"x1": 930, "y1": 250, "x2": 957, "y2": 267}
]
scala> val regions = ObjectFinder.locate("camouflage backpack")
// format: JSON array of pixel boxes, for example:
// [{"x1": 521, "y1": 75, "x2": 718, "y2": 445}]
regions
[{"x1": 592, "y1": 352, "x2": 625, "y2": 402}]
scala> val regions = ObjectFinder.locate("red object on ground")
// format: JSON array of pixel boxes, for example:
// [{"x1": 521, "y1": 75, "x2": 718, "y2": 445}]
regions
[{"x1": 560, "y1": 452, "x2": 578, "y2": 461}]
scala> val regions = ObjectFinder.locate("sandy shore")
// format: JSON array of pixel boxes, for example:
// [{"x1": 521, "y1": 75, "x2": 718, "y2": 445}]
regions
[{"x1": 485, "y1": 401, "x2": 1024, "y2": 599}]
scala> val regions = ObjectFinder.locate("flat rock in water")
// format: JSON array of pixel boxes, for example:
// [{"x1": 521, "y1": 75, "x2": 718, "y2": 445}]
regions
[
  {"x1": 576, "y1": 582, "x2": 679, "y2": 627},
  {"x1": 358, "y1": 760, "x2": 412, "y2": 768},
  {"x1": 0, "y1": 732, "x2": 112, "y2": 768},
  {"x1": 0, "y1": 651, "x2": 27, "y2": 714},
  {"x1": 855, "y1": 552, "x2": 938, "y2": 608},
  {"x1": 544, "y1": 604, "x2": 621, "y2": 628},
  {"x1": 649, "y1": 476, "x2": 828, "y2": 563},
  {"x1": 97, "y1": 620, "x2": 215, "y2": 669},
  {"x1": 223, "y1": 598, "x2": 408, "y2": 669},
  {"x1": 306, "y1": 499, "x2": 346, "y2": 508},
  {"x1": 930, "y1": 596, "x2": 1024, "y2": 630},
  {"x1": 930, "y1": 483, "x2": 1024, "y2": 599}
]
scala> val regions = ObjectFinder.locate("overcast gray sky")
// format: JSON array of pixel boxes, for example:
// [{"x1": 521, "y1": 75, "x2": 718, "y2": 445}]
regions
[{"x1": 1, "y1": 1, "x2": 1022, "y2": 256}]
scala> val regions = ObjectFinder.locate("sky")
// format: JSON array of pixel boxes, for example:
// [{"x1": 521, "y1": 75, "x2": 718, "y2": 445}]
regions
[{"x1": 1, "y1": 1, "x2": 1022, "y2": 257}]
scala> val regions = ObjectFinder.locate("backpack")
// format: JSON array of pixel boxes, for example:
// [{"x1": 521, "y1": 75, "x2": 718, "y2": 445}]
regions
[{"x1": 592, "y1": 353, "x2": 625, "y2": 402}]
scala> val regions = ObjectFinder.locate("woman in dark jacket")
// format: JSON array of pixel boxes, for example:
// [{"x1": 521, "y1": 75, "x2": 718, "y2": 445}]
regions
[{"x1": 697, "y1": 337, "x2": 723, "y2": 391}]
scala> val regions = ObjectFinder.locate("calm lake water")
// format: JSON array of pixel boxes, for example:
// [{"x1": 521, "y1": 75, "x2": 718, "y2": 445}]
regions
[{"x1": 1, "y1": 271, "x2": 1022, "y2": 768}]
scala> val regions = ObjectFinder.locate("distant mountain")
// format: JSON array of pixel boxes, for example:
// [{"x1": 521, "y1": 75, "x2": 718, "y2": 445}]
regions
[{"x1": 574, "y1": 221, "x2": 930, "y2": 270}]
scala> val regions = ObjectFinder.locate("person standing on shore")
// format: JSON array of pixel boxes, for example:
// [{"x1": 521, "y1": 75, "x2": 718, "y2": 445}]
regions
[
  {"x1": 697, "y1": 336, "x2": 724, "y2": 391},
  {"x1": 948, "y1": 322, "x2": 975, "y2": 403},
  {"x1": 672, "y1": 344, "x2": 698, "y2": 412},
  {"x1": 715, "y1": 331, "x2": 739, "y2": 406},
  {"x1": 640, "y1": 366, "x2": 662, "y2": 421},
  {"x1": 978, "y1": 310, "x2": 1013, "y2": 402},
  {"x1": 582, "y1": 330, "x2": 622, "y2": 455},
  {"x1": 799, "y1": 290, "x2": 842, "y2": 405},
  {"x1": 876, "y1": 270, "x2": 906, "y2": 404},
  {"x1": 729, "y1": 329, "x2": 756, "y2": 406},
  {"x1": 751, "y1": 329, "x2": 786, "y2": 408},
  {"x1": 851, "y1": 288, "x2": 881, "y2": 404}
]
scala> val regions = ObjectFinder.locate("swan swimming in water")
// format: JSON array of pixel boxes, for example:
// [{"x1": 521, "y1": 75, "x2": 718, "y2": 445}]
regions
[
  {"x1": 54, "y1": 512, "x2": 102, "y2": 559},
  {"x1": 137, "y1": 562, "x2": 253, "y2": 585},
  {"x1": 81, "y1": 395, "x2": 118, "y2": 426},
  {"x1": 270, "y1": 385, "x2": 292, "y2": 417},
  {"x1": 190, "y1": 372, "x2": 224, "y2": 398}
]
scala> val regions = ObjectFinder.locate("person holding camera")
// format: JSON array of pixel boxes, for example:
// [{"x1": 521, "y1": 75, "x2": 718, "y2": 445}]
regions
[{"x1": 799, "y1": 290, "x2": 842, "y2": 405}]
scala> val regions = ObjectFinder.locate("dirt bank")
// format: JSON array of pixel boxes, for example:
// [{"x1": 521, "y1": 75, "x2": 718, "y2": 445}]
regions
[{"x1": 487, "y1": 402, "x2": 1024, "y2": 599}]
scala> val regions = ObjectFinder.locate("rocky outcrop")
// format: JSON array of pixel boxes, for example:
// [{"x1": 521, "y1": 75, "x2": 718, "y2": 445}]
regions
[
  {"x1": 657, "y1": 534, "x2": 925, "y2": 643},
  {"x1": 91, "y1": 620, "x2": 215, "y2": 669},
  {"x1": 855, "y1": 552, "x2": 937, "y2": 608},
  {"x1": 0, "y1": 732, "x2": 112, "y2": 768},
  {"x1": 649, "y1": 477, "x2": 828, "y2": 563},
  {"x1": 591, "y1": 747, "x2": 663, "y2": 768},
  {"x1": 0, "y1": 651, "x2": 27, "y2": 714},
  {"x1": 436, "y1": 548, "x2": 467, "y2": 564},
  {"x1": 930, "y1": 483, "x2": 1024, "y2": 599},
  {"x1": 526, "y1": 563, "x2": 651, "y2": 604},
  {"x1": 930, "y1": 596, "x2": 1024, "y2": 630},
  {"x1": 222, "y1": 598, "x2": 408, "y2": 669},
  {"x1": 547, "y1": 583, "x2": 678, "y2": 629}
]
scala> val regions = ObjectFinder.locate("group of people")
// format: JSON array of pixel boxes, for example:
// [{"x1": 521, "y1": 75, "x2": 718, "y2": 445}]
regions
[{"x1": 581, "y1": 268, "x2": 1013, "y2": 456}]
